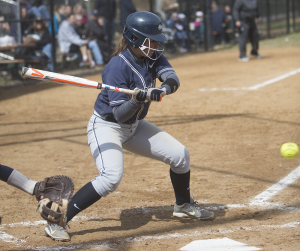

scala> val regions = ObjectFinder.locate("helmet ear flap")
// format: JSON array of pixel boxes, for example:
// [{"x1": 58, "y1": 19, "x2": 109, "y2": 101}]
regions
[{"x1": 123, "y1": 26, "x2": 145, "y2": 48}]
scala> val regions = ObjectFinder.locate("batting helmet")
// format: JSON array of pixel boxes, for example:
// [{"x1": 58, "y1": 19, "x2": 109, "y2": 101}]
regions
[{"x1": 123, "y1": 11, "x2": 167, "y2": 48}]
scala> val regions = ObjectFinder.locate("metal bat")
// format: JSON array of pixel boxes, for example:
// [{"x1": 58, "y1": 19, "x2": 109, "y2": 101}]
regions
[{"x1": 21, "y1": 67, "x2": 136, "y2": 95}]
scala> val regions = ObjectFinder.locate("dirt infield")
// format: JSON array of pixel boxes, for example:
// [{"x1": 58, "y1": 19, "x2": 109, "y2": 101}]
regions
[{"x1": 0, "y1": 45, "x2": 300, "y2": 250}]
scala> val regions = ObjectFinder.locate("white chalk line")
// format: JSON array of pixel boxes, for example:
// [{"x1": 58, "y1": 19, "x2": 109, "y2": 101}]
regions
[
  {"x1": 250, "y1": 165, "x2": 300, "y2": 206},
  {"x1": 199, "y1": 68, "x2": 300, "y2": 91}
]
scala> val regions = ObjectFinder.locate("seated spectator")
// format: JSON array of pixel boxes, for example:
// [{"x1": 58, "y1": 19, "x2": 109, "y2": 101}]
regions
[
  {"x1": 190, "y1": 11, "x2": 204, "y2": 47},
  {"x1": 0, "y1": 15, "x2": 17, "y2": 47},
  {"x1": 23, "y1": 17, "x2": 53, "y2": 71},
  {"x1": 211, "y1": 0, "x2": 225, "y2": 45},
  {"x1": 58, "y1": 13, "x2": 91, "y2": 67},
  {"x1": 21, "y1": 7, "x2": 31, "y2": 38},
  {"x1": 49, "y1": 4, "x2": 66, "y2": 35},
  {"x1": 13, "y1": 0, "x2": 50, "y2": 20},
  {"x1": 175, "y1": 13, "x2": 188, "y2": 53},
  {"x1": 74, "y1": 12, "x2": 104, "y2": 68},
  {"x1": 65, "y1": 5, "x2": 72, "y2": 16},
  {"x1": 165, "y1": 11, "x2": 177, "y2": 29},
  {"x1": 73, "y1": 4, "x2": 87, "y2": 24},
  {"x1": 29, "y1": 0, "x2": 50, "y2": 22},
  {"x1": 86, "y1": 10, "x2": 111, "y2": 63}
]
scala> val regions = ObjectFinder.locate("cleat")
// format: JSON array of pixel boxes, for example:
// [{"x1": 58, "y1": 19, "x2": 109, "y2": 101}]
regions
[
  {"x1": 44, "y1": 224, "x2": 70, "y2": 241},
  {"x1": 173, "y1": 200, "x2": 214, "y2": 220},
  {"x1": 238, "y1": 57, "x2": 250, "y2": 62}
]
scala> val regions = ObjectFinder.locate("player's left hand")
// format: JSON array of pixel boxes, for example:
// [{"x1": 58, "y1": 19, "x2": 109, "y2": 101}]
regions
[{"x1": 146, "y1": 88, "x2": 165, "y2": 102}]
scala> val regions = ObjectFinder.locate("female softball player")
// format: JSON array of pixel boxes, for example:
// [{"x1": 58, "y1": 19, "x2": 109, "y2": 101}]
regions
[{"x1": 44, "y1": 11, "x2": 214, "y2": 241}]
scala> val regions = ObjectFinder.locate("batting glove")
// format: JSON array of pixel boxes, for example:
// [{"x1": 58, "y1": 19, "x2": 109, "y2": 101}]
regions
[
  {"x1": 146, "y1": 88, "x2": 165, "y2": 102},
  {"x1": 132, "y1": 88, "x2": 147, "y2": 103}
]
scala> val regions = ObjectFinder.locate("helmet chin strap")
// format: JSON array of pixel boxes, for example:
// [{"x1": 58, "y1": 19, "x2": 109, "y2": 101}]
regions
[{"x1": 139, "y1": 38, "x2": 164, "y2": 60}]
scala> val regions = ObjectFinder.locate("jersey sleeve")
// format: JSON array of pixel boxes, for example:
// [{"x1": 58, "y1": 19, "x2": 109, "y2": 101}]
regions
[
  {"x1": 155, "y1": 54, "x2": 175, "y2": 81},
  {"x1": 102, "y1": 59, "x2": 131, "y2": 107}
]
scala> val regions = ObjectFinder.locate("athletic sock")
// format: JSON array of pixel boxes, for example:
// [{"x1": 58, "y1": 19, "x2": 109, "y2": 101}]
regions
[
  {"x1": 66, "y1": 182, "x2": 101, "y2": 222},
  {"x1": 170, "y1": 169, "x2": 191, "y2": 205},
  {"x1": 83, "y1": 55, "x2": 88, "y2": 61},
  {"x1": 0, "y1": 164, "x2": 14, "y2": 182}
]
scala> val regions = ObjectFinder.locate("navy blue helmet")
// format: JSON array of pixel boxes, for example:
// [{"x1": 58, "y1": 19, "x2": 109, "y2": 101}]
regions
[{"x1": 123, "y1": 11, "x2": 167, "y2": 48}]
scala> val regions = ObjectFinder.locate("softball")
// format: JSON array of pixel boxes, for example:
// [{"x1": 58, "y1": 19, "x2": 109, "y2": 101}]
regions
[{"x1": 280, "y1": 142, "x2": 299, "y2": 159}]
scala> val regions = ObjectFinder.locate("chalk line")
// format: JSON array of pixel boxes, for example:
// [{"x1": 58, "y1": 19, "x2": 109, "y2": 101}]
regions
[
  {"x1": 250, "y1": 165, "x2": 300, "y2": 206},
  {"x1": 199, "y1": 68, "x2": 300, "y2": 91}
]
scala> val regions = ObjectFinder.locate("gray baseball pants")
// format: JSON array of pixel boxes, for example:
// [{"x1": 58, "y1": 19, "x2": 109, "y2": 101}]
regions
[{"x1": 87, "y1": 111, "x2": 190, "y2": 197}]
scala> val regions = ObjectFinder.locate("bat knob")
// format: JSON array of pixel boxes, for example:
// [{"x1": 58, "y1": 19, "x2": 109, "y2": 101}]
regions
[{"x1": 21, "y1": 67, "x2": 29, "y2": 77}]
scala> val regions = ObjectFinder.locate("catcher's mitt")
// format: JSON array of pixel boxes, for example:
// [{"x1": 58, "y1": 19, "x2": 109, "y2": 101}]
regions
[{"x1": 35, "y1": 175, "x2": 74, "y2": 227}]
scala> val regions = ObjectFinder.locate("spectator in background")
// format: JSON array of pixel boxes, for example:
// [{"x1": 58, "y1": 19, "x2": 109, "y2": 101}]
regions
[
  {"x1": 175, "y1": 13, "x2": 188, "y2": 53},
  {"x1": 73, "y1": 3, "x2": 87, "y2": 24},
  {"x1": 119, "y1": 0, "x2": 136, "y2": 30},
  {"x1": 211, "y1": 0, "x2": 225, "y2": 45},
  {"x1": 0, "y1": 14, "x2": 17, "y2": 46},
  {"x1": 223, "y1": 5, "x2": 234, "y2": 44},
  {"x1": 24, "y1": 16, "x2": 53, "y2": 71},
  {"x1": 166, "y1": 11, "x2": 177, "y2": 29},
  {"x1": 58, "y1": 13, "x2": 90, "y2": 66},
  {"x1": 65, "y1": 5, "x2": 72, "y2": 17},
  {"x1": 30, "y1": 0, "x2": 51, "y2": 22},
  {"x1": 20, "y1": 7, "x2": 31, "y2": 38},
  {"x1": 190, "y1": 10, "x2": 204, "y2": 47},
  {"x1": 94, "y1": 0, "x2": 116, "y2": 39},
  {"x1": 74, "y1": 12, "x2": 104, "y2": 69},
  {"x1": 13, "y1": 0, "x2": 50, "y2": 20},
  {"x1": 86, "y1": 11, "x2": 110, "y2": 64},
  {"x1": 161, "y1": 0, "x2": 179, "y2": 20},
  {"x1": 49, "y1": 4, "x2": 66, "y2": 35}
]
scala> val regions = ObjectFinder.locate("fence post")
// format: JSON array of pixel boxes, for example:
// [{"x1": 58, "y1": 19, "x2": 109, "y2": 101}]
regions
[
  {"x1": 86, "y1": 0, "x2": 91, "y2": 21},
  {"x1": 203, "y1": 0, "x2": 208, "y2": 51},
  {"x1": 16, "y1": 0, "x2": 21, "y2": 44},
  {"x1": 149, "y1": 0, "x2": 153, "y2": 12},
  {"x1": 286, "y1": 0, "x2": 290, "y2": 34},
  {"x1": 50, "y1": 1, "x2": 56, "y2": 72},
  {"x1": 266, "y1": 0, "x2": 270, "y2": 38},
  {"x1": 292, "y1": 0, "x2": 296, "y2": 32}
]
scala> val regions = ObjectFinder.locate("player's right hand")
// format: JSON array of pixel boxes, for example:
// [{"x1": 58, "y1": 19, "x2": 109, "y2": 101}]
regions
[{"x1": 132, "y1": 88, "x2": 147, "y2": 103}]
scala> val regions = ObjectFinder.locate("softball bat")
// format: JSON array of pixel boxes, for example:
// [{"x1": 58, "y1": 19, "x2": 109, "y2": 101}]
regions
[{"x1": 21, "y1": 67, "x2": 136, "y2": 95}]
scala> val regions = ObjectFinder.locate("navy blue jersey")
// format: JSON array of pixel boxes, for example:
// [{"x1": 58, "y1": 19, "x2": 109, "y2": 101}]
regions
[{"x1": 94, "y1": 49, "x2": 174, "y2": 123}]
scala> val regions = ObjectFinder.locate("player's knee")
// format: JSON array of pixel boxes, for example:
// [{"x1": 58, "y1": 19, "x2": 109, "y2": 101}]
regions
[
  {"x1": 170, "y1": 146, "x2": 190, "y2": 174},
  {"x1": 91, "y1": 170, "x2": 123, "y2": 197}
]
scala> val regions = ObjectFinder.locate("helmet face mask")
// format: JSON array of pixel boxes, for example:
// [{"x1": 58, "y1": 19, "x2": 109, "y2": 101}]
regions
[
  {"x1": 139, "y1": 38, "x2": 164, "y2": 60},
  {"x1": 123, "y1": 11, "x2": 167, "y2": 61}
]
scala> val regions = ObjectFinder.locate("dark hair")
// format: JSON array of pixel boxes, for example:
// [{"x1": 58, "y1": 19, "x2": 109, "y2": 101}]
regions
[{"x1": 66, "y1": 12, "x2": 74, "y2": 19}]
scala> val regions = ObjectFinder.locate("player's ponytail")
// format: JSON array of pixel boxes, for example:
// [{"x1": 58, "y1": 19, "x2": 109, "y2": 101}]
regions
[{"x1": 111, "y1": 37, "x2": 128, "y2": 58}]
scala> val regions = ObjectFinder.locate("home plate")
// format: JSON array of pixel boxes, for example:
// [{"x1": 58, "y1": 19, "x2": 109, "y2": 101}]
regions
[{"x1": 180, "y1": 237, "x2": 261, "y2": 251}]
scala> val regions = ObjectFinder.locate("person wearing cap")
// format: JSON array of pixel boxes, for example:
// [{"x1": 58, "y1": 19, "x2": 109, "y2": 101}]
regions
[{"x1": 233, "y1": 0, "x2": 262, "y2": 61}]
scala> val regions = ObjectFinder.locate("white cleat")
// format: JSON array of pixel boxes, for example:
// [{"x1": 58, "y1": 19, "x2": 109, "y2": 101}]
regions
[
  {"x1": 173, "y1": 201, "x2": 214, "y2": 220},
  {"x1": 238, "y1": 57, "x2": 250, "y2": 62},
  {"x1": 44, "y1": 224, "x2": 70, "y2": 241}
]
